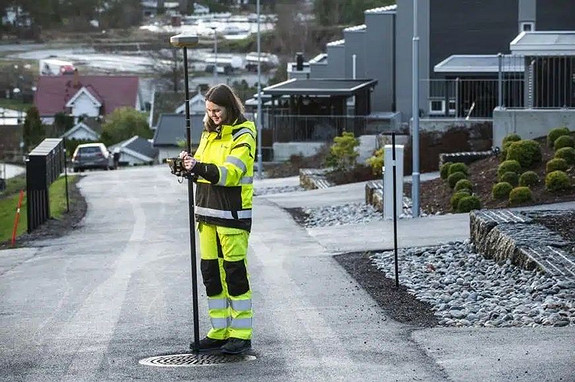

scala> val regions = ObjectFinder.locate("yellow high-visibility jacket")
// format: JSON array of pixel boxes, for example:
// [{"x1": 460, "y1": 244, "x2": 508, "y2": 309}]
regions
[{"x1": 192, "y1": 119, "x2": 256, "y2": 231}]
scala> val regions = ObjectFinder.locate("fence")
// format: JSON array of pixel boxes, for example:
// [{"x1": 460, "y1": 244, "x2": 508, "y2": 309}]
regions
[
  {"x1": 26, "y1": 138, "x2": 67, "y2": 233},
  {"x1": 268, "y1": 114, "x2": 400, "y2": 143},
  {"x1": 426, "y1": 54, "x2": 575, "y2": 118}
]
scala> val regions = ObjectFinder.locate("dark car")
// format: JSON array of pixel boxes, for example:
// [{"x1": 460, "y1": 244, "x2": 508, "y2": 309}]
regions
[{"x1": 71, "y1": 143, "x2": 113, "y2": 172}]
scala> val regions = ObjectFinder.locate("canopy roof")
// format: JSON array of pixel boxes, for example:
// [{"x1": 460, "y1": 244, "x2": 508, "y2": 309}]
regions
[{"x1": 263, "y1": 78, "x2": 377, "y2": 97}]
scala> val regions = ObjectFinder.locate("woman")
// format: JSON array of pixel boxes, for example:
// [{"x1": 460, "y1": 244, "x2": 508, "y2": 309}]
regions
[{"x1": 179, "y1": 84, "x2": 256, "y2": 355}]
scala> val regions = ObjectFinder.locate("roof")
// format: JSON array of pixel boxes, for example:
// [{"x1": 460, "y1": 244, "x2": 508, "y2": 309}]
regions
[
  {"x1": 61, "y1": 121, "x2": 100, "y2": 140},
  {"x1": 365, "y1": 5, "x2": 397, "y2": 14},
  {"x1": 34, "y1": 75, "x2": 139, "y2": 117},
  {"x1": 327, "y1": 39, "x2": 345, "y2": 47},
  {"x1": 152, "y1": 113, "x2": 204, "y2": 147},
  {"x1": 434, "y1": 55, "x2": 525, "y2": 73},
  {"x1": 263, "y1": 79, "x2": 378, "y2": 97},
  {"x1": 343, "y1": 25, "x2": 366, "y2": 32},
  {"x1": 109, "y1": 136, "x2": 158, "y2": 161},
  {"x1": 150, "y1": 91, "x2": 204, "y2": 128},
  {"x1": 510, "y1": 31, "x2": 575, "y2": 56}
]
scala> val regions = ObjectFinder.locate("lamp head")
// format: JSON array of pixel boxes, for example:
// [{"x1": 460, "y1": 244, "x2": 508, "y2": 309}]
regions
[{"x1": 170, "y1": 34, "x2": 199, "y2": 48}]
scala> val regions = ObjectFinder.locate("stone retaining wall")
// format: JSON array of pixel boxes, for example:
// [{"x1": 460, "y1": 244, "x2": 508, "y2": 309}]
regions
[
  {"x1": 299, "y1": 168, "x2": 335, "y2": 190},
  {"x1": 470, "y1": 209, "x2": 575, "y2": 283}
]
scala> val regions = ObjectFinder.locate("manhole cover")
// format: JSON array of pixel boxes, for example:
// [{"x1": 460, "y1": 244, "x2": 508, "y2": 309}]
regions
[{"x1": 139, "y1": 353, "x2": 256, "y2": 367}]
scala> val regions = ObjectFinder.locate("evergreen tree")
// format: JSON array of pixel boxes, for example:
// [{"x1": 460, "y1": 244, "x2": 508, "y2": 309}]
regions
[{"x1": 23, "y1": 106, "x2": 46, "y2": 152}]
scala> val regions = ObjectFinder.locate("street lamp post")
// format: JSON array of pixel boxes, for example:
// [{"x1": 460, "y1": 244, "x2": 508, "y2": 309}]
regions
[
  {"x1": 169, "y1": 33, "x2": 201, "y2": 353},
  {"x1": 210, "y1": 26, "x2": 218, "y2": 84},
  {"x1": 411, "y1": 0, "x2": 421, "y2": 218},
  {"x1": 256, "y1": 0, "x2": 263, "y2": 179}
]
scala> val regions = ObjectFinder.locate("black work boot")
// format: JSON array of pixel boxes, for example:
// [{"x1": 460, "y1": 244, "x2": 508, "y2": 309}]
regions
[
  {"x1": 192, "y1": 337, "x2": 228, "y2": 352},
  {"x1": 220, "y1": 338, "x2": 252, "y2": 355}
]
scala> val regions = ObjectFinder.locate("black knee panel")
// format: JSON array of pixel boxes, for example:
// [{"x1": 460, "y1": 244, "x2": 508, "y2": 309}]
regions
[
  {"x1": 201, "y1": 259, "x2": 223, "y2": 297},
  {"x1": 223, "y1": 260, "x2": 250, "y2": 296}
]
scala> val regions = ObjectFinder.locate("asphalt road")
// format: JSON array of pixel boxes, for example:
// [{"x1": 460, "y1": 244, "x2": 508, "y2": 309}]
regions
[{"x1": 1, "y1": 166, "x2": 574, "y2": 381}]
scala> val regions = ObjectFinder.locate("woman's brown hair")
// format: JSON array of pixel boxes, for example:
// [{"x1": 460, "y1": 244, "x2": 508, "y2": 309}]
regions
[{"x1": 204, "y1": 84, "x2": 246, "y2": 131}]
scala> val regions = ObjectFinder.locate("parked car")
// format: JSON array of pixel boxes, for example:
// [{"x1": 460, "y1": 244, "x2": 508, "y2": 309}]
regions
[{"x1": 71, "y1": 143, "x2": 114, "y2": 172}]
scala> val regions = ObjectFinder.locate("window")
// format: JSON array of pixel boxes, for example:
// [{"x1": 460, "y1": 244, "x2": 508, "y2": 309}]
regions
[
  {"x1": 520, "y1": 22, "x2": 534, "y2": 32},
  {"x1": 429, "y1": 100, "x2": 445, "y2": 115}
]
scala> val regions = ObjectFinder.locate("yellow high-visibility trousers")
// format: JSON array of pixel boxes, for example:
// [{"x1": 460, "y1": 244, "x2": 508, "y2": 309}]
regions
[{"x1": 198, "y1": 222, "x2": 252, "y2": 340}]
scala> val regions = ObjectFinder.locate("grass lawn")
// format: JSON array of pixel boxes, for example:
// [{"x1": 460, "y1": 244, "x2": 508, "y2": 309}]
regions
[
  {"x1": 0, "y1": 175, "x2": 77, "y2": 243},
  {"x1": 0, "y1": 98, "x2": 33, "y2": 112}
]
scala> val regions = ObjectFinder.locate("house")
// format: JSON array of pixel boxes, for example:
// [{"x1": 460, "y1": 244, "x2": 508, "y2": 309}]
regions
[
  {"x1": 108, "y1": 136, "x2": 158, "y2": 166},
  {"x1": 34, "y1": 73, "x2": 143, "y2": 125},
  {"x1": 149, "y1": 90, "x2": 204, "y2": 129},
  {"x1": 60, "y1": 118, "x2": 102, "y2": 141},
  {"x1": 152, "y1": 113, "x2": 204, "y2": 162}
]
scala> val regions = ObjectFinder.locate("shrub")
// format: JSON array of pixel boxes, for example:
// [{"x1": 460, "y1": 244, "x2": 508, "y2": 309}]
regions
[
  {"x1": 448, "y1": 162, "x2": 469, "y2": 176},
  {"x1": 440, "y1": 162, "x2": 452, "y2": 180},
  {"x1": 545, "y1": 170, "x2": 571, "y2": 192},
  {"x1": 500, "y1": 171, "x2": 519, "y2": 187},
  {"x1": 509, "y1": 186, "x2": 533, "y2": 206},
  {"x1": 492, "y1": 182, "x2": 513, "y2": 200},
  {"x1": 329, "y1": 131, "x2": 359, "y2": 170},
  {"x1": 450, "y1": 190, "x2": 471, "y2": 211},
  {"x1": 365, "y1": 148, "x2": 384, "y2": 176},
  {"x1": 502, "y1": 133, "x2": 521, "y2": 146},
  {"x1": 553, "y1": 135, "x2": 575, "y2": 151},
  {"x1": 519, "y1": 171, "x2": 539, "y2": 187},
  {"x1": 546, "y1": 158, "x2": 568, "y2": 173},
  {"x1": 501, "y1": 134, "x2": 522, "y2": 159},
  {"x1": 555, "y1": 147, "x2": 575, "y2": 165},
  {"x1": 454, "y1": 179, "x2": 473, "y2": 193},
  {"x1": 506, "y1": 139, "x2": 542, "y2": 169},
  {"x1": 447, "y1": 171, "x2": 467, "y2": 189},
  {"x1": 497, "y1": 160, "x2": 521, "y2": 180},
  {"x1": 457, "y1": 195, "x2": 481, "y2": 213},
  {"x1": 547, "y1": 127, "x2": 570, "y2": 147}
]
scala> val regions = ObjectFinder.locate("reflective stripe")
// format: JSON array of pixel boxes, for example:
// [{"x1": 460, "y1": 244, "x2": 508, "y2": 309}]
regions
[
  {"x1": 233, "y1": 128, "x2": 255, "y2": 141},
  {"x1": 195, "y1": 206, "x2": 252, "y2": 220},
  {"x1": 208, "y1": 298, "x2": 228, "y2": 310},
  {"x1": 217, "y1": 166, "x2": 228, "y2": 186},
  {"x1": 230, "y1": 299, "x2": 252, "y2": 312},
  {"x1": 231, "y1": 317, "x2": 252, "y2": 329},
  {"x1": 210, "y1": 317, "x2": 228, "y2": 329},
  {"x1": 240, "y1": 176, "x2": 253, "y2": 184},
  {"x1": 225, "y1": 156, "x2": 247, "y2": 173}
]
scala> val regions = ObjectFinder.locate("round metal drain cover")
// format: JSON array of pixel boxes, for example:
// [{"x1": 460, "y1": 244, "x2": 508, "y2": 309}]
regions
[{"x1": 139, "y1": 353, "x2": 256, "y2": 367}]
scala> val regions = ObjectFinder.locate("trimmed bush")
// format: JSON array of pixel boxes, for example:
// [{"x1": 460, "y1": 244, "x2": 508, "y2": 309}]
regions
[
  {"x1": 519, "y1": 171, "x2": 539, "y2": 187},
  {"x1": 554, "y1": 147, "x2": 575, "y2": 165},
  {"x1": 546, "y1": 158, "x2": 568, "y2": 173},
  {"x1": 547, "y1": 127, "x2": 570, "y2": 147},
  {"x1": 497, "y1": 160, "x2": 521, "y2": 180},
  {"x1": 509, "y1": 186, "x2": 533, "y2": 206},
  {"x1": 457, "y1": 195, "x2": 481, "y2": 213},
  {"x1": 440, "y1": 162, "x2": 452, "y2": 180},
  {"x1": 492, "y1": 182, "x2": 513, "y2": 200},
  {"x1": 448, "y1": 162, "x2": 469, "y2": 176},
  {"x1": 553, "y1": 135, "x2": 575, "y2": 151},
  {"x1": 450, "y1": 190, "x2": 471, "y2": 211},
  {"x1": 506, "y1": 139, "x2": 542, "y2": 169},
  {"x1": 447, "y1": 171, "x2": 467, "y2": 189},
  {"x1": 500, "y1": 171, "x2": 519, "y2": 187},
  {"x1": 454, "y1": 179, "x2": 473, "y2": 193},
  {"x1": 366, "y1": 148, "x2": 384, "y2": 176},
  {"x1": 545, "y1": 170, "x2": 571, "y2": 192},
  {"x1": 502, "y1": 133, "x2": 521, "y2": 146}
]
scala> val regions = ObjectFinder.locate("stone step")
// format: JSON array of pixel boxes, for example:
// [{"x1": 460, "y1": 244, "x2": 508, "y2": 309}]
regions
[
  {"x1": 470, "y1": 209, "x2": 575, "y2": 284},
  {"x1": 299, "y1": 168, "x2": 335, "y2": 190}
]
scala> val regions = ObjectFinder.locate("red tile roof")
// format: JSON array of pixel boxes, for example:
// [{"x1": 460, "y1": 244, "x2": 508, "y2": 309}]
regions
[{"x1": 34, "y1": 75, "x2": 140, "y2": 117}]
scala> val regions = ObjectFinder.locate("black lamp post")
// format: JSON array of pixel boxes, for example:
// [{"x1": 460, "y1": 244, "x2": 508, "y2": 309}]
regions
[{"x1": 169, "y1": 33, "x2": 201, "y2": 353}]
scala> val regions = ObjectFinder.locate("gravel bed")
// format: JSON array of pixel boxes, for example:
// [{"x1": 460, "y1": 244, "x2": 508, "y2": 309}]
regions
[
  {"x1": 295, "y1": 198, "x2": 417, "y2": 228},
  {"x1": 254, "y1": 185, "x2": 304, "y2": 197},
  {"x1": 371, "y1": 241, "x2": 575, "y2": 327}
]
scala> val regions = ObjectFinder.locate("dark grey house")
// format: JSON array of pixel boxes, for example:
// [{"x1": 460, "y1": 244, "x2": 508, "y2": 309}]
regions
[{"x1": 152, "y1": 113, "x2": 204, "y2": 162}]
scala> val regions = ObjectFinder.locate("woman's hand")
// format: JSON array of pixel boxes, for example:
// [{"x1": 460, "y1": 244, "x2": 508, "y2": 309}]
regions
[{"x1": 179, "y1": 151, "x2": 197, "y2": 171}]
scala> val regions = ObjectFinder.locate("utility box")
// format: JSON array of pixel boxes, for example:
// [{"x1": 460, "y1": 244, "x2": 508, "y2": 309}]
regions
[{"x1": 383, "y1": 144, "x2": 404, "y2": 220}]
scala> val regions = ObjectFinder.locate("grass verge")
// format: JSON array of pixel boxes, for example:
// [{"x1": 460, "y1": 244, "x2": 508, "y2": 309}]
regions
[{"x1": 0, "y1": 175, "x2": 77, "y2": 243}]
